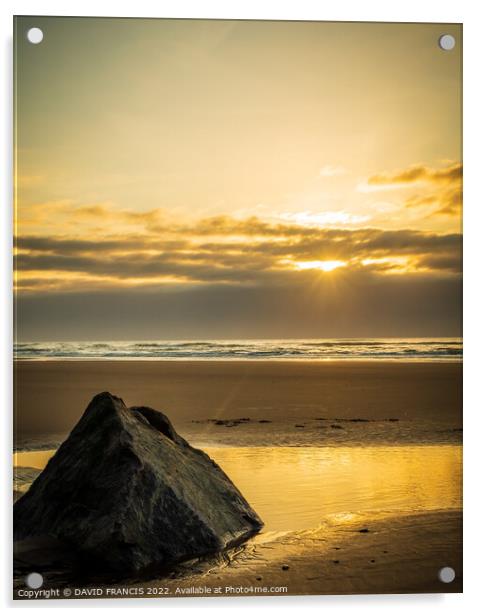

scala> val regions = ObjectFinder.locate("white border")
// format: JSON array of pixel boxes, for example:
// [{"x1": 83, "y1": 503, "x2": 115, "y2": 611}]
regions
[{"x1": 1, "y1": 1, "x2": 480, "y2": 614}]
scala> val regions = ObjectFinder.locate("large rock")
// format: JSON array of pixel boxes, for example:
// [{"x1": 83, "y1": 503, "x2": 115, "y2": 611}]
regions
[{"x1": 14, "y1": 392, "x2": 263, "y2": 574}]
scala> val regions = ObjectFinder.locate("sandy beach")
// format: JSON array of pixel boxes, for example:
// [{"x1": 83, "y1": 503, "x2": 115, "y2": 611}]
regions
[
  {"x1": 140, "y1": 509, "x2": 462, "y2": 596},
  {"x1": 14, "y1": 360, "x2": 462, "y2": 440},
  {"x1": 13, "y1": 508, "x2": 462, "y2": 597},
  {"x1": 13, "y1": 359, "x2": 462, "y2": 597}
]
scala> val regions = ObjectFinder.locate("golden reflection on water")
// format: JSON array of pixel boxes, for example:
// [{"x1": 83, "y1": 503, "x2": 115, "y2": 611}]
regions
[
  {"x1": 14, "y1": 445, "x2": 461, "y2": 533},
  {"x1": 207, "y1": 445, "x2": 462, "y2": 531}
]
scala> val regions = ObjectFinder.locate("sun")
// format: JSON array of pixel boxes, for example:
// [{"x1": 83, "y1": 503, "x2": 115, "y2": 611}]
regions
[{"x1": 294, "y1": 260, "x2": 346, "y2": 272}]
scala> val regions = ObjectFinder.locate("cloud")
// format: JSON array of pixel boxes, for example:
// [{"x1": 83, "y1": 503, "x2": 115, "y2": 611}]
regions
[
  {"x1": 405, "y1": 186, "x2": 462, "y2": 217},
  {"x1": 366, "y1": 162, "x2": 462, "y2": 187},
  {"x1": 360, "y1": 162, "x2": 462, "y2": 217},
  {"x1": 16, "y1": 236, "x2": 188, "y2": 254},
  {"x1": 15, "y1": 158, "x2": 462, "y2": 298},
  {"x1": 66, "y1": 204, "x2": 166, "y2": 229},
  {"x1": 278, "y1": 211, "x2": 370, "y2": 226},
  {"x1": 16, "y1": 272, "x2": 462, "y2": 340},
  {"x1": 18, "y1": 200, "x2": 168, "y2": 234},
  {"x1": 15, "y1": 219, "x2": 462, "y2": 293}
]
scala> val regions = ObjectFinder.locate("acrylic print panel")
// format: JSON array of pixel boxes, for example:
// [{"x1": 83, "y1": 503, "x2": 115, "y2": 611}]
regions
[{"x1": 13, "y1": 17, "x2": 462, "y2": 599}]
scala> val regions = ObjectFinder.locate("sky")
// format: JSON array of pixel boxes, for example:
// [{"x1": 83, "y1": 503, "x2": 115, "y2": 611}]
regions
[{"x1": 14, "y1": 17, "x2": 462, "y2": 340}]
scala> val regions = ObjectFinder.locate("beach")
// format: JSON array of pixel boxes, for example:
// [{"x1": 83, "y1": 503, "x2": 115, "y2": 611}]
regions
[
  {"x1": 169, "y1": 509, "x2": 462, "y2": 596},
  {"x1": 13, "y1": 359, "x2": 462, "y2": 596},
  {"x1": 14, "y1": 360, "x2": 462, "y2": 442}
]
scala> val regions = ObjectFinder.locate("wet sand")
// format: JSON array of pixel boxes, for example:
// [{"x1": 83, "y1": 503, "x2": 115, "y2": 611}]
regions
[
  {"x1": 164, "y1": 509, "x2": 462, "y2": 596},
  {"x1": 13, "y1": 359, "x2": 462, "y2": 597},
  {"x1": 14, "y1": 360, "x2": 462, "y2": 439},
  {"x1": 13, "y1": 510, "x2": 462, "y2": 597}
]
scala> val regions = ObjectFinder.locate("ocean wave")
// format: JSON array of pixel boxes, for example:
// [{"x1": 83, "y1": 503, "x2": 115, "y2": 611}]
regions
[{"x1": 14, "y1": 339, "x2": 462, "y2": 360}]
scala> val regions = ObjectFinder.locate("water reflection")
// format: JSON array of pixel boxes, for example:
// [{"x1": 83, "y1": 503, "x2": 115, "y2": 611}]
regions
[
  {"x1": 14, "y1": 445, "x2": 461, "y2": 533},
  {"x1": 207, "y1": 445, "x2": 462, "y2": 531}
]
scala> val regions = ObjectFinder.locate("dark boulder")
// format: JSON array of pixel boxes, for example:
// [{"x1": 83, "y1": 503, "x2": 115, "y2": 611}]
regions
[{"x1": 14, "y1": 392, "x2": 263, "y2": 574}]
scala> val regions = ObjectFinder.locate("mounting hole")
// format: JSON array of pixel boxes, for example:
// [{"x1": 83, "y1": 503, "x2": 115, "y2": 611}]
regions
[
  {"x1": 26, "y1": 27, "x2": 44, "y2": 45},
  {"x1": 439, "y1": 34, "x2": 455, "y2": 51},
  {"x1": 438, "y1": 566, "x2": 455, "y2": 583},
  {"x1": 25, "y1": 572, "x2": 44, "y2": 589}
]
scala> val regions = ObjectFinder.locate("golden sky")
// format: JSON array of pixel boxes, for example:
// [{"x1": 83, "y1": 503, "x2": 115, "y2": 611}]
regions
[{"x1": 14, "y1": 17, "x2": 462, "y2": 340}]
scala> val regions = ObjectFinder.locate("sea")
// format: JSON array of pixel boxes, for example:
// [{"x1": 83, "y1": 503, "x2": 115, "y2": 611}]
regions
[{"x1": 14, "y1": 338, "x2": 462, "y2": 361}]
